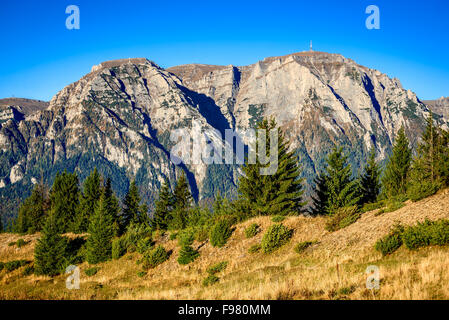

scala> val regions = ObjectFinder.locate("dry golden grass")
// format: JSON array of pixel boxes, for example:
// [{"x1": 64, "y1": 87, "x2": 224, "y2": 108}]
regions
[{"x1": 2, "y1": 189, "x2": 449, "y2": 300}]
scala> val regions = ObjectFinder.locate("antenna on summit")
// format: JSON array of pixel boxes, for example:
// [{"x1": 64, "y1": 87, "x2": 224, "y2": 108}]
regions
[{"x1": 310, "y1": 40, "x2": 313, "y2": 52}]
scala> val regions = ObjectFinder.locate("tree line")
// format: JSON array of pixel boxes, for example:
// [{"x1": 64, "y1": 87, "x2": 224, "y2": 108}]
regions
[{"x1": 6, "y1": 114, "x2": 449, "y2": 276}]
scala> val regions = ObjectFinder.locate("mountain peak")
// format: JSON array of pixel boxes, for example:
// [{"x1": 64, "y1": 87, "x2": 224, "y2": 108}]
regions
[
  {"x1": 90, "y1": 57, "x2": 153, "y2": 73},
  {"x1": 0, "y1": 50, "x2": 441, "y2": 222}
]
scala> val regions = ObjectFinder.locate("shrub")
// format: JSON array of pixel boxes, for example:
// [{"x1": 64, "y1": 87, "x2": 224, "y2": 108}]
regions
[
  {"x1": 177, "y1": 245, "x2": 199, "y2": 265},
  {"x1": 376, "y1": 200, "x2": 405, "y2": 216},
  {"x1": 210, "y1": 219, "x2": 233, "y2": 248},
  {"x1": 178, "y1": 229, "x2": 195, "y2": 247},
  {"x1": 402, "y1": 221, "x2": 432, "y2": 250},
  {"x1": 195, "y1": 227, "x2": 209, "y2": 242},
  {"x1": 325, "y1": 206, "x2": 360, "y2": 232},
  {"x1": 123, "y1": 223, "x2": 152, "y2": 253},
  {"x1": 271, "y1": 215, "x2": 286, "y2": 223},
  {"x1": 207, "y1": 261, "x2": 228, "y2": 274},
  {"x1": 429, "y1": 219, "x2": 449, "y2": 245},
  {"x1": 137, "y1": 237, "x2": 154, "y2": 254},
  {"x1": 248, "y1": 244, "x2": 261, "y2": 253},
  {"x1": 375, "y1": 224, "x2": 405, "y2": 256},
  {"x1": 203, "y1": 274, "x2": 219, "y2": 286},
  {"x1": 22, "y1": 265, "x2": 34, "y2": 276},
  {"x1": 294, "y1": 241, "x2": 317, "y2": 254},
  {"x1": 245, "y1": 223, "x2": 260, "y2": 238},
  {"x1": 4, "y1": 260, "x2": 31, "y2": 272},
  {"x1": 360, "y1": 201, "x2": 385, "y2": 213},
  {"x1": 407, "y1": 181, "x2": 439, "y2": 202},
  {"x1": 142, "y1": 245, "x2": 169, "y2": 269},
  {"x1": 137, "y1": 271, "x2": 146, "y2": 277},
  {"x1": 0, "y1": 262, "x2": 4, "y2": 272},
  {"x1": 169, "y1": 232, "x2": 178, "y2": 240},
  {"x1": 112, "y1": 237, "x2": 127, "y2": 260},
  {"x1": 16, "y1": 239, "x2": 29, "y2": 248},
  {"x1": 85, "y1": 267, "x2": 98, "y2": 276},
  {"x1": 402, "y1": 219, "x2": 449, "y2": 250},
  {"x1": 261, "y1": 224, "x2": 293, "y2": 253}
]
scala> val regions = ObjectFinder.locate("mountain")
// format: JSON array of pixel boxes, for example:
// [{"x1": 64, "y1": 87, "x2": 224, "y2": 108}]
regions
[
  {"x1": 424, "y1": 97, "x2": 449, "y2": 118},
  {"x1": 0, "y1": 98, "x2": 48, "y2": 122},
  {"x1": 0, "y1": 52, "x2": 442, "y2": 225}
]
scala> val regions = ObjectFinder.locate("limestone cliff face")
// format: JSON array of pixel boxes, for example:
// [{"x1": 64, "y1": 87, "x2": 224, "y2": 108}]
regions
[
  {"x1": 168, "y1": 51, "x2": 436, "y2": 184},
  {"x1": 0, "y1": 52, "x2": 441, "y2": 222},
  {"x1": 425, "y1": 97, "x2": 449, "y2": 119}
]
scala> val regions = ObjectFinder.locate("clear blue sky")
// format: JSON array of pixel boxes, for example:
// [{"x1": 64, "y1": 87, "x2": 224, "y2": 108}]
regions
[{"x1": 0, "y1": 0, "x2": 448, "y2": 101}]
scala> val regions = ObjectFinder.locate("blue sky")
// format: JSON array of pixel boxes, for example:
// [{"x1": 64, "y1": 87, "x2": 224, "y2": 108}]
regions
[{"x1": 0, "y1": 0, "x2": 448, "y2": 101}]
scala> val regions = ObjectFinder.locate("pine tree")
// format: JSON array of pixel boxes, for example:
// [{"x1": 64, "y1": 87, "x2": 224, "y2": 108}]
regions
[
  {"x1": 153, "y1": 180, "x2": 174, "y2": 231},
  {"x1": 437, "y1": 129, "x2": 449, "y2": 187},
  {"x1": 310, "y1": 171, "x2": 329, "y2": 215},
  {"x1": 86, "y1": 193, "x2": 114, "y2": 264},
  {"x1": 360, "y1": 148, "x2": 381, "y2": 204},
  {"x1": 72, "y1": 168, "x2": 102, "y2": 233},
  {"x1": 50, "y1": 170, "x2": 80, "y2": 233},
  {"x1": 237, "y1": 118, "x2": 305, "y2": 216},
  {"x1": 34, "y1": 212, "x2": 67, "y2": 276},
  {"x1": 169, "y1": 173, "x2": 192, "y2": 230},
  {"x1": 325, "y1": 147, "x2": 360, "y2": 214},
  {"x1": 15, "y1": 181, "x2": 49, "y2": 233},
  {"x1": 382, "y1": 126, "x2": 412, "y2": 198},
  {"x1": 408, "y1": 113, "x2": 447, "y2": 200},
  {"x1": 103, "y1": 178, "x2": 121, "y2": 237},
  {"x1": 139, "y1": 203, "x2": 151, "y2": 227},
  {"x1": 212, "y1": 192, "x2": 232, "y2": 216},
  {"x1": 410, "y1": 112, "x2": 440, "y2": 182},
  {"x1": 122, "y1": 180, "x2": 141, "y2": 231},
  {"x1": 173, "y1": 173, "x2": 192, "y2": 211},
  {"x1": 212, "y1": 192, "x2": 224, "y2": 214},
  {"x1": 177, "y1": 244, "x2": 199, "y2": 265}
]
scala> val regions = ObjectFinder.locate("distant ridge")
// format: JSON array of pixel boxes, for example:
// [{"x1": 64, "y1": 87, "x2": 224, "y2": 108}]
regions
[{"x1": 0, "y1": 98, "x2": 49, "y2": 116}]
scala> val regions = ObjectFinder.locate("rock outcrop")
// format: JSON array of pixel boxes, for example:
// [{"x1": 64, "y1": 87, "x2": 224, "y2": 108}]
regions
[{"x1": 0, "y1": 52, "x2": 442, "y2": 223}]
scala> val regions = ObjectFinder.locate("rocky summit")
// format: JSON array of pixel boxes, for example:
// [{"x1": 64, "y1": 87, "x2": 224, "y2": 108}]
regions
[{"x1": 0, "y1": 52, "x2": 443, "y2": 224}]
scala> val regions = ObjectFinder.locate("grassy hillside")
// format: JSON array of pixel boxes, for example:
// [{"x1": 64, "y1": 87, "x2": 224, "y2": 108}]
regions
[{"x1": 2, "y1": 189, "x2": 449, "y2": 300}]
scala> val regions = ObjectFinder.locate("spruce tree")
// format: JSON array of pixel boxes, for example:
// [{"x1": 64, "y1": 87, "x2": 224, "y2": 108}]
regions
[
  {"x1": 122, "y1": 180, "x2": 142, "y2": 231},
  {"x1": 177, "y1": 244, "x2": 199, "y2": 265},
  {"x1": 212, "y1": 192, "x2": 232, "y2": 216},
  {"x1": 15, "y1": 182, "x2": 49, "y2": 233},
  {"x1": 325, "y1": 147, "x2": 360, "y2": 214},
  {"x1": 173, "y1": 173, "x2": 192, "y2": 211},
  {"x1": 103, "y1": 178, "x2": 121, "y2": 237},
  {"x1": 34, "y1": 212, "x2": 67, "y2": 276},
  {"x1": 169, "y1": 173, "x2": 192, "y2": 229},
  {"x1": 310, "y1": 171, "x2": 329, "y2": 215},
  {"x1": 50, "y1": 170, "x2": 80, "y2": 233},
  {"x1": 86, "y1": 193, "x2": 114, "y2": 264},
  {"x1": 360, "y1": 148, "x2": 381, "y2": 204},
  {"x1": 139, "y1": 203, "x2": 151, "y2": 227},
  {"x1": 408, "y1": 113, "x2": 446, "y2": 199},
  {"x1": 437, "y1": 128, "x2": 449, "y2": 187},
  {"x1": 382, "y1": 126, "x2": 412, "y2": 198},
  {"x1": 73, "y1": 168, "x2": 102, "y2": 233},
  {"x1": 411, "y1": 111, "x2": 449, "y2": 185},
  {"x1": 237, "y1": 118, "x2": 305, "y2": 216},
  {"x1": 153, "y1": 180, "x2": 174, "y2": 231}
]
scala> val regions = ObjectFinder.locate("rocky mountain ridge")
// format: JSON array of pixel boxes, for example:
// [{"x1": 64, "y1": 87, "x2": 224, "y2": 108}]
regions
[
  {"x1": 0, "y1": 51, "x2": 443, "y2": 225},
  {"x1": 424, "y1": 97, "x2": 449, "y2": 118}
]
